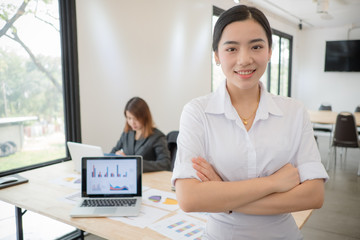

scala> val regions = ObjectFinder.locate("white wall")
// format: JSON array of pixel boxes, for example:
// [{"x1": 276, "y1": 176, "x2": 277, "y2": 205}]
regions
[
  {"x1": 294, "y1": 27, "x2": 360, "y2": 112},
  {"x1": 76, "y1": 0, "x2": 360, "y2": 151},
  {"x1": 76, "y1": 0, "x2": 234, "y2": 151}
]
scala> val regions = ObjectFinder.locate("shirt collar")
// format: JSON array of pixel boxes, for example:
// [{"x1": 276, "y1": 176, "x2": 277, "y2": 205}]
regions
[
  {"x1": 205, "y1": 79, "x2": 236, "y2": 120},
  {"x1": 205, "y1": 80, "x2": 283, "y2": 120},
  {"x1": 257, "y1": 82, "x2": 283, "y2": 120}
]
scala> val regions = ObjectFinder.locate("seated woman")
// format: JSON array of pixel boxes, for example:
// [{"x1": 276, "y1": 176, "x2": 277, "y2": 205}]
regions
[{"x1": 110, "y1": 97, "x2": 171, "y2": 172}]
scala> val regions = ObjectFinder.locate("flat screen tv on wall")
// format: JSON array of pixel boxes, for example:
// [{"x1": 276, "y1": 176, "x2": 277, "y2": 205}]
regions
[{"x1": 324, "y1": 40, "x2": 360, "y2": 72}]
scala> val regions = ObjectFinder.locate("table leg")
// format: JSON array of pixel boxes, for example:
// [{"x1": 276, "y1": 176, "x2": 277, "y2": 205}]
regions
[
  {"x1": 15, "y1": 206, "x2": 24, "y2": 240},
  {"x1": 14, "y1": 206, "x2": 83, "y2": 240}
]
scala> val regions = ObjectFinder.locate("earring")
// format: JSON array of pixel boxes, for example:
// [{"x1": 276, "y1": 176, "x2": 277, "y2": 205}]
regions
[{"x1": 216, "y1": 62, "x2": 220, "y2": 66}]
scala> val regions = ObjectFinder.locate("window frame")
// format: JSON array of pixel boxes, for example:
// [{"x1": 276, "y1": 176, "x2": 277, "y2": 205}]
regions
[
  {"x1": 266, "y1": 29, "x2": 293, "y2": 97},
  {"x1": 213, "y1": 6, "x2": 224, "y2": 17},
  {"x1": 0, "y1": 0, "x2": 81, "y2": 177}
]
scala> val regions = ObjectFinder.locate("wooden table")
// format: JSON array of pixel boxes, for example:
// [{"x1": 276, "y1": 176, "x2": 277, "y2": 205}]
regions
[
  {"x1": 0, "y1": 161, "x2": 312, "y2": 239},
  {"x1": 308, "y1": 110, "x2": 360, "y2": 126}
]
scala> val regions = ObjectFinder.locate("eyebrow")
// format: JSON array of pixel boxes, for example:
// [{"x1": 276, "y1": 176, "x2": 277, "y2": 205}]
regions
[{"x1": 223, "y1": 38, "x2": 266, "y2": 45}]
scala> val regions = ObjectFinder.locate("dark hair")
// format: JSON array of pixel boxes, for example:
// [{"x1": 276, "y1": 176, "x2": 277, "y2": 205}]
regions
[
  {"x1": 124, "y1": 97, "x2": 154, "y2": 138},
  {"x1": 212, "y1": 5, "x2": 272, "y2": 52}
]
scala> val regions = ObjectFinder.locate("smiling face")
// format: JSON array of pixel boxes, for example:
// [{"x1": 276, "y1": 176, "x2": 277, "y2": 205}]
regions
[{"x1": 215, "y1": 19, "x2": 272, "y2": 92}]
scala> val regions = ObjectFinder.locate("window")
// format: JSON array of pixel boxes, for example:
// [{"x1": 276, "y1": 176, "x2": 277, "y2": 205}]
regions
[
  {"x1": 0, "y1": 0, "x2": 80, "y2": 177},
  {"x1": 211, "y1": 7, "x2": 293, "y2": 97},
  {"x1": 264, "y1": 30, "x2": 293, "y2": 97}
]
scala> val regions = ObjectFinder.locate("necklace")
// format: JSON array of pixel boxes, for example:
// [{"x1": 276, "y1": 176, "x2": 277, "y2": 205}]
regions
[
  {"x1": 239, "y1": 107, "x2": 257, "y2": 125},
  {"x1": 239, "y1": 90, "x2": 261, "y2": 125},
  {"x1": 239, "y1": 103, "x2": 258, "y2": 125}
]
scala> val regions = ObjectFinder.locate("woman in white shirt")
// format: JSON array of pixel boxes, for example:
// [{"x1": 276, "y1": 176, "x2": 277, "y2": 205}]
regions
[{"x1": 171, "y1": 5, "x2": 329, "y2": 240}]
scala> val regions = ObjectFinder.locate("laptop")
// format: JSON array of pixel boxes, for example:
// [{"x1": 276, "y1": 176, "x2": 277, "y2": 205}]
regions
[
  {"x1": 67, "y1": 141, "x2": 104, "y2": 173},
  {"x1": 70, "y1": 156, "x2": 143, "y2": 217}
]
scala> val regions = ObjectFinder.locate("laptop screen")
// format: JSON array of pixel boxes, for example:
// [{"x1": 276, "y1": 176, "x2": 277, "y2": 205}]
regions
[{"x1": 81, "y1": 156, "x2": 142, "y2": 198}]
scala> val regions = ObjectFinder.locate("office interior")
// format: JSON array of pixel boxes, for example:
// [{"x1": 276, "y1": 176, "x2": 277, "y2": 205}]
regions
[
  {"x1": 75, "y1": 0, "x2": 360, "y2": 152},
  {"x1": 1, "y1": 0, "x2": 360, "y2": 239}
]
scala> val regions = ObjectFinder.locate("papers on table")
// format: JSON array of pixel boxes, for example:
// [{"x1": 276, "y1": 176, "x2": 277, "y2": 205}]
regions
[
  {"x1": 50, "y1": 174, "x2": 81, "y2": 189},
  {"x1": 58, "y1": 179, "x2": 207, "y2": 239},
  {"x1": 149, "y1": 213, "x2": 205, "y2": 240},
  {"x1": 110, "y1": 205, "x2": 169, "y2": 228},
  {"x1": 142, "y1": 188, "x2": 179, "y2": 211},
  {"x1": 62, "y1": 191, "x2": 81, "y2": 205}
]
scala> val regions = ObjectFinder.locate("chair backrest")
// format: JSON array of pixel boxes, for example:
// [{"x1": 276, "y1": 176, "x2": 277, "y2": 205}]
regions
[
  {"x1": 355, "y1": 105, "x2": 360, "y2": 113},
  {"x1": 333, "y1": 112, "x2": 359, "y2": 148},
  {"x1": 319, "y1": 103, "x2": 332, "y2": 111},
  {"x1": 166, "y1": 131, "x2": 179, "y2": 171}
]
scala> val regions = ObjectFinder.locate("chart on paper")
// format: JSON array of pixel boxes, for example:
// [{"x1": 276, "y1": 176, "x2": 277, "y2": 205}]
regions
[
  {"x1": 149, "y1": 213, "x2": 205, "y2": 240},
  {"x1": 143, "y1": 188, "x2": 179, "y2": 211}
]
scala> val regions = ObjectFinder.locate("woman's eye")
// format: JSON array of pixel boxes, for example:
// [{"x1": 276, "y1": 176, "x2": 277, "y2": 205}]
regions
[
  {"x1": 226, "y1": 48, "x2": 236, "y2": 52},
  {"x1": 252, "y1": 45, "x2": 263, "y2": 50}
]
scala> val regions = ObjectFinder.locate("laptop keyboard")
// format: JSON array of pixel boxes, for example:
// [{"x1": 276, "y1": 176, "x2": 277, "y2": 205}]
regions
[{"x1": 80, "y1": 199, "x2": 137, "y2": 207}]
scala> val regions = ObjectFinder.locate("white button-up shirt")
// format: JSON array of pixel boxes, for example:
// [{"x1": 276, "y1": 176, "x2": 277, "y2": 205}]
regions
[{"x1": 172, "y1": 80, "x2": 329, "y2": 240}]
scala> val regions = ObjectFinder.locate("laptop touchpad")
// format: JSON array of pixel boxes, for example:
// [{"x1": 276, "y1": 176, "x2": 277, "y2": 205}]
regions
[{"x1": 94, "y1": 208, "x2": 116, "y2": 215}]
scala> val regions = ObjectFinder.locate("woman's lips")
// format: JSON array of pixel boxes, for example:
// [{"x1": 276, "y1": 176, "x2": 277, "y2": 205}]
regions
[{"x1": 235, "y1": 69, "x2": 256, "y2": 78}]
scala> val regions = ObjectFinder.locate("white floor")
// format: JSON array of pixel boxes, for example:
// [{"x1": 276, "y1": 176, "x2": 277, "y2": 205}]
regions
[{"x1": 0, "y1": 201, "x2": 76, "y2": 240}]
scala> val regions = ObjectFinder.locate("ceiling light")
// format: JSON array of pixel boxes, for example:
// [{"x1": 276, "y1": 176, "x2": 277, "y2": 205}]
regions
[{"x1": 317, "y1": 0, "x2": 329, "y2": 13}]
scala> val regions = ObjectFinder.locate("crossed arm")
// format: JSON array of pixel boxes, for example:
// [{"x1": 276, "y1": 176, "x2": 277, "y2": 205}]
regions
[{"x1": 175, "y1": 157, "x2": 324, "y2": 215}]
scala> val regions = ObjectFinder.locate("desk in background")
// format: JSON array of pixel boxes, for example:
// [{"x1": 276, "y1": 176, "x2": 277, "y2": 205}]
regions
[
  {"x1": 0, "y1": 161, "x2": 313, "y2": 239},
  {"x1": 309, "y1": 110, "x2": 360, "y2": 126}
]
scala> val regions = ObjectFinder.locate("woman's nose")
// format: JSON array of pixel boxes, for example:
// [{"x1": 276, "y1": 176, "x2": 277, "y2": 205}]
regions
[{"x1": 236, "y1": 49, "x2": 253, "y2": 66}]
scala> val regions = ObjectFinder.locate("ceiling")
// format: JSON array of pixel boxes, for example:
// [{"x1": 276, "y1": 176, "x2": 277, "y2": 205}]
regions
[{"x1": 247, "y1": 0, "x2": 360, "y2": 30}]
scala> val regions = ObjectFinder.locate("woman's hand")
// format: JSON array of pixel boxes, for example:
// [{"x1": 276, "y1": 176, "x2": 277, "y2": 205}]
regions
[
  {"x1": 192, "y1": 157, "x2": 223, "y2": 182},
  {"x1": 115, "y1": 149, "x2": 126, "y2": 156},
  {"x1": 269, "y1": 163, "x2": 300, "y2": 193}
]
